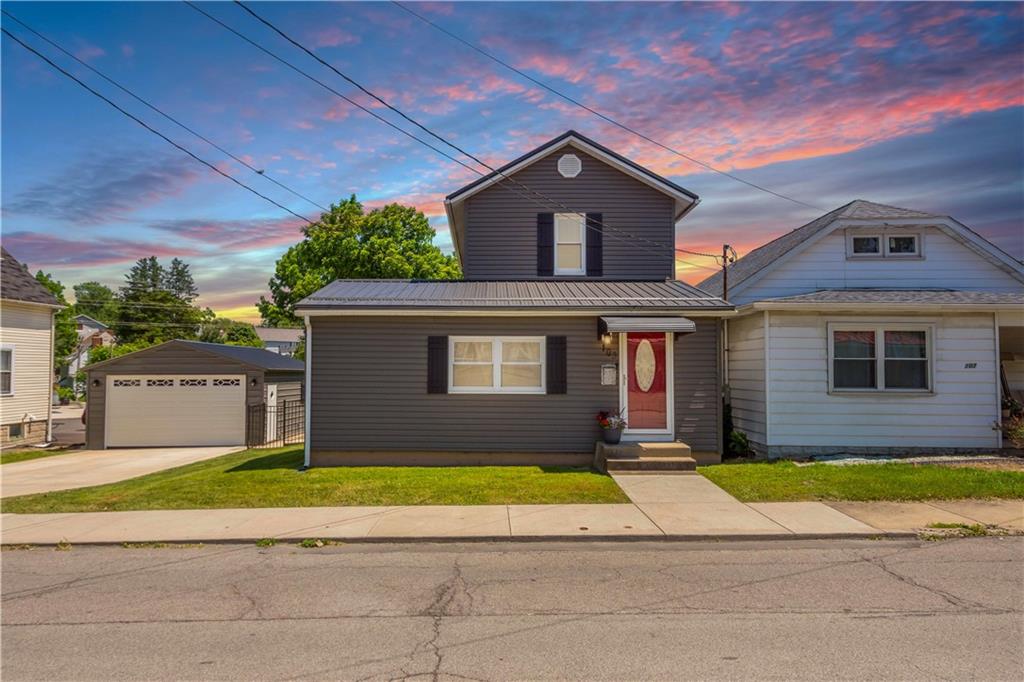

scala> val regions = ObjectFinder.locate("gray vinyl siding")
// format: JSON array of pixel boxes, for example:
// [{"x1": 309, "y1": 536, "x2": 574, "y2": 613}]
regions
[
  {"x1": 272, "y1": 381, "x2": 303, "y2": 403},
  {"x1": 309, "y1": 315, "x2": 722, "y2": 459},
  {"x1": 463, "y1": 147, "x2": 676, "y2": 280},
  {"x1": 674, "y1": 318, "x2": 722, "y2": 453},
  {"x1": 85, "y1": 345, "x2": 264, "y2": 449}
]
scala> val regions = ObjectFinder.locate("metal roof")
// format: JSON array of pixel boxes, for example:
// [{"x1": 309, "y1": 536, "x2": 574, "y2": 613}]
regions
[
  {"x1": 753, "y1": 289, "x2": 1024, "y2": 306},
  {"x1": 296, "y1": 279, "x2": 730, "y2": 311},
  {"x1": 1, "y1": 247, "x2": 61, "y2": 306},
  {"x1": 178, "y1": 341, "x2": 304, "y2": 371},
  {"x1": 601, "y1": 316, "x2": 697, "y2": 333},
  {"x1": 698, "y1": 200, "x2": 944, "y2": 297}
]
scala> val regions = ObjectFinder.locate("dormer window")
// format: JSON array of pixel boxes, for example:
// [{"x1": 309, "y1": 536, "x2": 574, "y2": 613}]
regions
[
  {"x1": 554, "y1": 213, "x2": 586, "y2": 275},
  {"x1": 847, "y1": 230, "x2": 922, "y2": 260}
]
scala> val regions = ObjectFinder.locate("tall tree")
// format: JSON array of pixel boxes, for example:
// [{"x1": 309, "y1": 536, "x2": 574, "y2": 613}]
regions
[
  {"x1": 34, "y1": 271, "x2": 77, "y2": 372},
  {"x1": 258, "y1": 196, "x2": 460, "y2": 325},
  {"x1": 122, "y1": 256, "x2": 165, "y2": 296},
  {"x1": 72, "y1": 281, "x2": 118, "y2": 324},
  {"x1": 163, "y1": 258, "x2": 198, "y2": 303},
  {"x1": 198, "y1": 318, "x2": 263, "y2": 347},
  {"x1": 115, "y1": 257, "x2": 206, "y2": 344}
]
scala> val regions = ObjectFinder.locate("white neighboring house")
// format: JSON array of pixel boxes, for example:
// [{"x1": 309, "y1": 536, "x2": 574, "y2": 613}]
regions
[
  {"x1": 0, "y1": 247, "x2": 62, "y2": 446},
  {"x1": 67, "y1": 314, "x2": 116, "y2": 382},
  {"x1": 699, "y1": 200, "x2": 1024, "y2": 457},
  {"x1": 254, "y1": 327, "x2": 302, "y2": 356}
]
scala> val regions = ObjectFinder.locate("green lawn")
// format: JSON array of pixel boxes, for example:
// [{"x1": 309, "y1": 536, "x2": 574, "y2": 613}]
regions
[
  {"x1": 1, "y1": 446, "x2": 628, "y2": 513},
  {"x1": 0, "y1": 448, "x2": 74, "y2": 465},
  {"x1": 700, "y1": 460, "x2": 1024, "y2": 502}
]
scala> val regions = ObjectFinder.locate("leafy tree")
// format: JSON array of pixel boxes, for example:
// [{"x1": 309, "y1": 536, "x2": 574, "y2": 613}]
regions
[
  {"x1": 34, "y1": 271, "x2": 77, "y2": 372},
  {"x1": 198, "y1": 318, "x2": 263, "y2": 347},
  {"x1": 257, "y1": 196, "x2": 460, "y2": 325},
  {"x1": 72, "y1": 281, "x2": 118, "y2": 324}
]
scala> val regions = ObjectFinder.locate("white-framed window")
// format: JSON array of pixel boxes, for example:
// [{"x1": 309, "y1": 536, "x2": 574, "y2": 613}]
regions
[
  {"x1": 885, "y1": 234, "x2": 919, "y2": 257},
  {"x1": 846, "y1": 230, "x2": 922, "y2": 259},
  {"x1": 554, "y1": 213, "x2": 586, "y2": 275},
  {"x1": 849, "y1": 234, "x2": 881, "y2": 256},
  {"x1": 828, "y1": 323, "x2": 932, "y2": 393},
  {"x1": 0, "y1": 346, "x2": 13, "y2": 396},
  {"x1": 449, "y1": 336, "x2": 545, "y2": 394}
]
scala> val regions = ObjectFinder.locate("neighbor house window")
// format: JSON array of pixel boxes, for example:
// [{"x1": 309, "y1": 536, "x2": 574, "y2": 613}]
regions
[
  {"x1": 850, "y1": 235, "x2": 881, "y2": 256},
  {"x1": 449, "y1": 337, "x2": 545, "y2": 393},
  {"x1": 829, "y1": 325, "x2": 931, "y2": 392},
  {"x1": 0, "y1": 348, "x2": 12, "y2": 395},
  {"x1": 554, "y1": 213, "x2": 586, "y2": 275},
  {"x1": 886, "y1": 235, "x2": 919, "y2": 257}
]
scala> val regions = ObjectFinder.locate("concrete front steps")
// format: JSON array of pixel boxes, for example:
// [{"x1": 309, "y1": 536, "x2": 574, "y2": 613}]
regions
[{"x1": 596, "y1": 441, "x2": 710, "y2": 474}]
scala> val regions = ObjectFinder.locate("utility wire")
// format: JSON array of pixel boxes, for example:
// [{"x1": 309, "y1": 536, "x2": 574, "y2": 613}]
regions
[
  {"x1": 1, "y1": 27, "x2": 316, "y2": 227},
  {"x1": 231, "y1": 1, "x2": 724, "y2": 263},
  {"x1": 2, "y1": 10, "x2": 329, "y2": 214},
  {"x1": 186, "y1": 2, "x2": 715, "y2": 266},
  {"x1": 392, "y1": 0, "x2": 823, "y2": 213}
]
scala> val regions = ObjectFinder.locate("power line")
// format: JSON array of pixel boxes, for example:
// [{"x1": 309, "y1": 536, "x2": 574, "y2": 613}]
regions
[
  {"x1": 2, "y1": 9, "x2": 329, "y2": 214},
  {"x1": 235, "y1": 0, "x2": 722, "y2": 263},
  {"x1": 1, "y1": 27, "x2": 316, "y2": 228},
  {"x1": 186, "y1": 2, "x2": 716, "y2": 267},
  {"x1": 391, "y1": 0, "x2": 824, "y2": 213}
]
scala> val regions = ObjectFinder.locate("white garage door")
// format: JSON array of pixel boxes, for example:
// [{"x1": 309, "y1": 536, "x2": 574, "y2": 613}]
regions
[{"x1": 105, "y1": 375, "x2": 246, "y2": 447}]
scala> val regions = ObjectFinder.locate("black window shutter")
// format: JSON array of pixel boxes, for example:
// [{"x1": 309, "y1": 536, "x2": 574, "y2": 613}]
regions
[
  {"x1": 427, "y1": 336, "x2": 448, "y2": 394},
  {"x1": 537, "y1": 213, "x2": 554, "y2": 277},
  {"x1": 586, "y1": 213, "x2": 603, "y2": 277},
  {"x1": 546, "y1": 336, "x2": 567, "y2": 394}
]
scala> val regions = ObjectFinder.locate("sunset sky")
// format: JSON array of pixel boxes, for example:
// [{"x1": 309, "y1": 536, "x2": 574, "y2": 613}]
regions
[{"x1": 2, "y1": 1, "x2": 1022, "y2": 322}]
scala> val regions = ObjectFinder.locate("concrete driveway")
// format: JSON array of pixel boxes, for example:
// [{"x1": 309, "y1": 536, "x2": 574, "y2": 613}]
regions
[{"x1": 0, "y1": 446, "x2": 243, "y2": 498}]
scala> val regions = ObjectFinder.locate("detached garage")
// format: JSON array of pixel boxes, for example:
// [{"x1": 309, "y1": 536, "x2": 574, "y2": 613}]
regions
[{"x1": 85, "y1": 340, "x2": 304, "y2": 449}]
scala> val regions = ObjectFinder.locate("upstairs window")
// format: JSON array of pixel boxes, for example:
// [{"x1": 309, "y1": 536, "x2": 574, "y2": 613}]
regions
[
  {"x1": 847, "y1": 231, "x2": 922, "y2": 259},
  {"x1": 829, "y1": 324, "x2": 931, "y2": 392},
  {"x1": 0, "y1": 348, "x2": 12, "y2": 395},
  {"x1": 554, "y1": 213, "x2": 586, "y2": 275}
]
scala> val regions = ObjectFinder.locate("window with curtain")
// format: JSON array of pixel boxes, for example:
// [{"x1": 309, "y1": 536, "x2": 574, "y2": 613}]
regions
[
  {"x1": 554, "y1": 213, "x2": 585, "y2": 275},
  {"x1": 831, "y1": 326, "x2": 930, "y2": 392},
  {"x1": 450, "y1": 337, "x2": 545, "y2": 393}
]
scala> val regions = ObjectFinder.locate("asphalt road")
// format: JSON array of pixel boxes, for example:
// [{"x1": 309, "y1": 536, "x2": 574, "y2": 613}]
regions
[{"x1": 2, "y1": 538, "x2": 1022, "y2": 681}]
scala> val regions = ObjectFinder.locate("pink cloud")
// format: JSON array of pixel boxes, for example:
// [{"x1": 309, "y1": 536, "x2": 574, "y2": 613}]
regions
[
  {"x1": 3, "y1": 232, "x2": 203, "y2": 268},
  {"x1": 74, "y1": 43, "x2": 105, "y2": 62},
  {"x1": 120, "y1": 44, "x2": 135, "y2": 58},
  {"x1": 310, "y1": 26, "x2": 359, "y2": 48},
  {"x1": 854, "y1": 34, "x2": 897, "y2": 49}
]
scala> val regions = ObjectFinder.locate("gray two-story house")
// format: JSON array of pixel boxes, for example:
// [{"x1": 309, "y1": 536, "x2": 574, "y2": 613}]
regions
[{"x1": 297, "y1": 131, "x2": 732, "y2": 468}]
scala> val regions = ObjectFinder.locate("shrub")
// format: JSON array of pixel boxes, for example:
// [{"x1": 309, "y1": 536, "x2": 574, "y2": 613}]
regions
[{"x1": 728, "y1": 430, "x2": 753, "y2": 457}]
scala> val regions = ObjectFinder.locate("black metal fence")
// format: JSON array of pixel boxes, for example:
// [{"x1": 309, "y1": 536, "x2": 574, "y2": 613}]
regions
[{"x1": 247, "y1": 400, "x2": 304, "y2": 448}]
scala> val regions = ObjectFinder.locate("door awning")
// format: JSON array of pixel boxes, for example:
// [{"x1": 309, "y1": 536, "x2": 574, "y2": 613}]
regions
[{"x1": 600, "y1": 316, "x2": 697, "y2": 333}]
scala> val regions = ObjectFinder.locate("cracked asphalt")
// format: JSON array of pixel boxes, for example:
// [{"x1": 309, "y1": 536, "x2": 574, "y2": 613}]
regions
[{"x1": 2, "y1": 538, "x2": 1022, "y2": 681}]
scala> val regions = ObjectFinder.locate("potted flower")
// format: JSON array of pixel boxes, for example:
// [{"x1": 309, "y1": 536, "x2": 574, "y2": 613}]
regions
[
  {"x1": 596, "y1": 410, "x2": 627, "y2": 444},
  {"x1": 1002, "y1": 396, "x2": 1022, "y2": 420}
]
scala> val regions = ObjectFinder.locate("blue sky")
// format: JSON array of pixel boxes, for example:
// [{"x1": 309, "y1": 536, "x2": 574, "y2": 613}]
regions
[{"x1": 2, "y1": 1, "x2": 1022, "y2": 320}]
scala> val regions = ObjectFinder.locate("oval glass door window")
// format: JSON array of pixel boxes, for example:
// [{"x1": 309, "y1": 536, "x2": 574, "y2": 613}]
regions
[{"x1": 635, "y1": 339, "x2": 656, "y2": 392}]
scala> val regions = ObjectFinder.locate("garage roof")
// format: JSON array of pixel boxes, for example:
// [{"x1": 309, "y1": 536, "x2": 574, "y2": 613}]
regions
[{"x1": 85, "y1": 340, "x2": 304, "y2": 372}]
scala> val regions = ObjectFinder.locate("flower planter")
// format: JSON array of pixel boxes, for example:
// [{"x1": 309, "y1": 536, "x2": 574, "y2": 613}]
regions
[{"x1": 602, "y1": 427, "x2": 623, "y2": 445}]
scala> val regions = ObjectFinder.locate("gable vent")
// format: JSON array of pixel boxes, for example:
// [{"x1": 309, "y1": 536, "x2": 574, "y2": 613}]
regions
[{"x1": 557, "y1": 153, "x2": 582, "y2": 178}]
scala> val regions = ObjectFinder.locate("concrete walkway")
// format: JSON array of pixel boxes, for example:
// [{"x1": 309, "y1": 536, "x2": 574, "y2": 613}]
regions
[
  {"x1": 2, "y1": 472, "x2": 1019, "y2": 544},
  {"x1": 0, "y1": 446, "x2": 243, "y2": 498}
]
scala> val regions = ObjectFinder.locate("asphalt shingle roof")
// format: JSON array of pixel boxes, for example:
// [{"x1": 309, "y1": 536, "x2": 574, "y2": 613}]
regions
[
  {"x1": 178, "y1": 341, "x2": 304, "y2": 371},
  {"x1": 756, "y1": 289, "x2": 1024, "y2": 306},
  {"x1": 1, "y1": 247, "x2": 60, "y2": 306},
  {"x1": 297, "y1": 279, "x2": 730, "y2": 311},
  {"x1": 698, "y1": 200, "x2": 941, "y2": 297}
]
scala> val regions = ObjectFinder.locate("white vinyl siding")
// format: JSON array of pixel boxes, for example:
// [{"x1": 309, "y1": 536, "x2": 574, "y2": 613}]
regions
[
  {"x1": 732, "y1": 226, "x2": 1023, "y2": 305},
  {"x1": 725, "y1": 313, "x2": 766, "y2": 445},
  {"x1": 449, "y1": 337, "x2": 545, "y2": 394},
  {"x1": 0, "y1": 302, "x2": 52, "y2": 427},
  {"x1": 765, "y1": 312, "x2": 999, "y2": 449}
]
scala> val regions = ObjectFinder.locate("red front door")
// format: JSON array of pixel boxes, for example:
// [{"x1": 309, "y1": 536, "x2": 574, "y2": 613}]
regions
[{"x1": 625, "y1": 332, "x2": 668, "y2": 430}]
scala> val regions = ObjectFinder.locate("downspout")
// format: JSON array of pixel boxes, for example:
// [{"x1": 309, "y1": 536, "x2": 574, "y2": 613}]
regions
[
  {"x1": 994, "y1": 312, "x2": 1002, "y2": 449},
  {"x1": 303, "y1": 314, "x2": 312, "y2": 469},
  {"x1": 46, "y1": 308, "x2": 55, "y2": 443}
]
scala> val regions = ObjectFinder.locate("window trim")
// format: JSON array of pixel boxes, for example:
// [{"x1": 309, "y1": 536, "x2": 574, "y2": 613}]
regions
[
  {"x1": 884, "y1": 234, "x2": 921, "y2": 258},
  {"x1": 0, "y1": 345, "x2": 13, "y2": 397},
  {"x1": 448, "y1": 336, "x2": 546, "y2": 394},
  {"x1": 847, "y1": 233, "x2": 882, "y2": 258},
  {"x1": 553, "y1": 213, "x2": 586, "y2": 276},
  {"x1": 827, "y1": 323, "x2": 934, "y2": 394}
]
